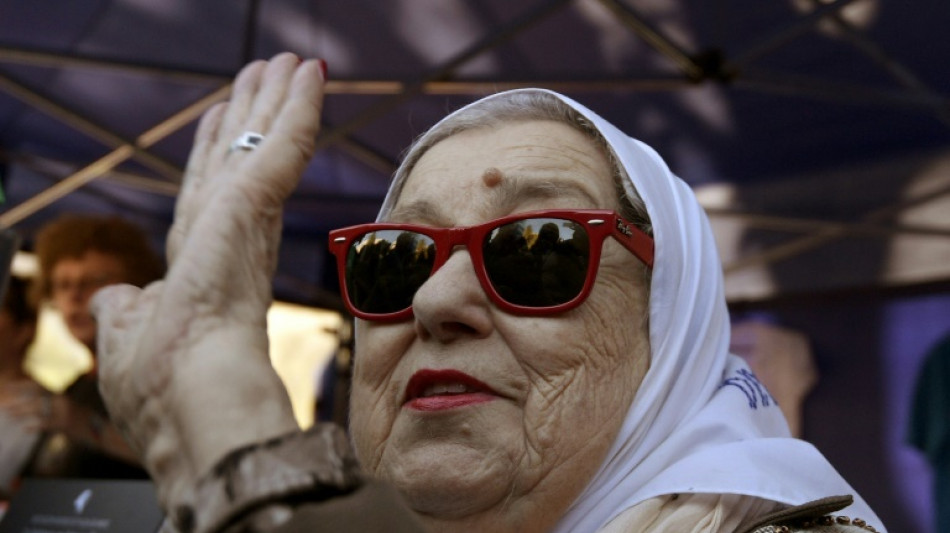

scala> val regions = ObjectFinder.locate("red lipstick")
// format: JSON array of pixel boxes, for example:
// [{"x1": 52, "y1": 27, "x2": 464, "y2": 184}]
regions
[{"x1": 404, "y1": 369, "x2": 497, "y2": 412}]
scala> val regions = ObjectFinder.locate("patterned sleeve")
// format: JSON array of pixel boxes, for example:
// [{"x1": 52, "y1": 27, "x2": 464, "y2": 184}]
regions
[{"x1": 167, "y1": 423, "x2": 364, "y2": 533}]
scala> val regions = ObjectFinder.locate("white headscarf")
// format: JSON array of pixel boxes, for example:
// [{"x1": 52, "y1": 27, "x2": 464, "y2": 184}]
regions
[{"x1": 378, "y1": 89, "x2": 885, "y2": 533}]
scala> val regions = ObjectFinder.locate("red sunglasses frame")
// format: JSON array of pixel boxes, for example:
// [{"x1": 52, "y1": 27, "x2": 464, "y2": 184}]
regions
[{"x1": 328, "y1": 209, "x2": 654, "y2": 321}]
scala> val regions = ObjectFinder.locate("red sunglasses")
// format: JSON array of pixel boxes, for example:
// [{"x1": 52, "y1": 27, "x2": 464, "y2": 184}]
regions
[{"x1": 328, "y1": 209, "x2": 654, "y2": 321}]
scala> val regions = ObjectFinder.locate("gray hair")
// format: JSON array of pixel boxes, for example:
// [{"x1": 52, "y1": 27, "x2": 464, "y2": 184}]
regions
[{"x1": 385, "y1": 91, "x2": 652, "y2": 237}]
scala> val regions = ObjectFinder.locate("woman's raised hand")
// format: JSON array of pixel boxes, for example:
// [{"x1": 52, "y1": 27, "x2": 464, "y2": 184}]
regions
[{"x1": 92, "y1": 53, "x2": 327, "y2": 510}]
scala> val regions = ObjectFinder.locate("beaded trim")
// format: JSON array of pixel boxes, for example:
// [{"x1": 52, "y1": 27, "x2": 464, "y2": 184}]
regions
[
  {"x1": 751, "y1": 514, "x2": 879, "y2": 532},
  {"x1": 174, "y1": 424, "x2": 362, "y2": 533}
]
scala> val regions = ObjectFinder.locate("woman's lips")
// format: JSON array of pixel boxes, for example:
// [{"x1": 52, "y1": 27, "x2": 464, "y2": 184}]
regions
[{"x1": 404, "y1": 369, "x2": 498, "y2": 412}]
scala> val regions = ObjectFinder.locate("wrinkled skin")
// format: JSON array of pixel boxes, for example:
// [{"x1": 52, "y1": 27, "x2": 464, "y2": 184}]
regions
[
  {"x1": 92, "y1": 53, "x2": 325, "y2": 510},
  {"x1": 94, "y1": 54, "x2": 651, "y2": 532},
  {"x1": 350, "y1": 121, "x2": 651, "y2": 533}
]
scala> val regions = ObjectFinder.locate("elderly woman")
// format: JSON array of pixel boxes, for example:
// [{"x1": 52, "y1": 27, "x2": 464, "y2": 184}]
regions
[{"x1": 93, "y1": 54, "x2": 885, "y2": 532}]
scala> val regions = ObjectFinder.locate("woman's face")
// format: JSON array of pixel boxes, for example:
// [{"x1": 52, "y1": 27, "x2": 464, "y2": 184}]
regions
[
  {"x1": 50, "y1": 250, "x2": 128, "y2": 350},
  {"x1": 350, "y1": 120, "x2": 651, "y2": 532}
]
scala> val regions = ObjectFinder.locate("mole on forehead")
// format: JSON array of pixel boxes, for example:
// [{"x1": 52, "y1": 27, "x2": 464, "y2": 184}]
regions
[{"x1": 481, "y1": 167, "x2": 504, "y2": 188}]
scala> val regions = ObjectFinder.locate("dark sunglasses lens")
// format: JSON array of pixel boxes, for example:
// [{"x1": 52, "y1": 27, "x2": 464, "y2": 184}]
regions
[
  {"x1": 345, "y1": 230, "x2": 436, "y2": 314},
  {"x1": 483, "y1": 218, "x2": 590, "y2": 307}
]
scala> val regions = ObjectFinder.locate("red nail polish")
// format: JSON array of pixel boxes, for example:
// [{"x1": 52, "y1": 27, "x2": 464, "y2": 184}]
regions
[{"x1": 317, "y1": 59, "x2": 328, "y2": 80}]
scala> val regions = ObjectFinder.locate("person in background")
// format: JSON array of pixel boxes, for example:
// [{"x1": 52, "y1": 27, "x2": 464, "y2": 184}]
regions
[
  {"x1": 909, "y1": 332, "x2": 950, "y2": 533},
  {"x1": 33, "y1": 214, "x2": 165, "y2": 354},
  {"x1": 12, "y1": 214, "x2": 164, "y2": 479},
  {"x1": 0, "y1": 276, "x2": 37, "y2": 390},
  {"x1": 730, "y1": 319, "x2": 819, "y2": 438},
  {"x1": 0, "y1": 276, "x2": 41, "y2": 498}
]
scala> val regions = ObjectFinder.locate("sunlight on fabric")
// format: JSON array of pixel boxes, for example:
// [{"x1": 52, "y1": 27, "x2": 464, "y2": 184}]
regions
[
  {"x1": 790, "y1": 0, "x2": 880, "y2": 33},
  {"x1": 695, "y1": 183, "x2": 779, "y2": 301},
  {"x1": 264, "y1": 3, "x2": 355, "y2": 71},
  {"x1": 694, "y1": 183, "x2": 735, "y2": 209},
  {"x1": 885, "y1": 155, "x2": 950, "y2": 285},
  {"x1": 118, "y1": 0, "x2": 189, "y2": 19},
  {"x1": 10, "y1": 251, "x2": 37, "y2": 279},
  {"x1": 394, "y1": 0, "x2": 496, "y2": 75}
]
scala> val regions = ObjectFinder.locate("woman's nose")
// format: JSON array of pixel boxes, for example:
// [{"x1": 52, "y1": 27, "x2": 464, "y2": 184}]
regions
[
  {"x1": 57, "y1": 283, "x2": 89, "y2": 303},
  {"x1": 411, "y1": 249, "x2": 493, "y2": 342}
]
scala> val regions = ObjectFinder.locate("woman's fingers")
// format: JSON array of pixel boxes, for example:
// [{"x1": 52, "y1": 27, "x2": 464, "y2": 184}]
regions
[
  {"x1": 244, "y1": 57, "x2": 326, "y2": 200},
  {"x1": 242, "y1": 53, "x2": 301, "y2": 136},
  {"x1": 183, "y1": 101, "x2": 227, "y2": 184},
  {"x1": 214, "y1": 59, "x2": 267, "y2": 161},
  {"x1": 91, "y1": 284, "x2": 146, "y2": 399},
  {"x1": 90, "y1": 55, "x2": 325, "y2": 513},
  {"x1": 275, "y1": 57, "x2": 327, "y2": 155},
  {"x1": 169, "y1": 102, "x2": 226, "y2": 263},
  {"x1": 169, "y1": 54, "x2": 325, "y2": 265}
]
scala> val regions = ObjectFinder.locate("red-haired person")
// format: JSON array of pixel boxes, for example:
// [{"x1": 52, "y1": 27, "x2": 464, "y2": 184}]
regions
[{"x1": 16, "y1": 215, "x2": 163, "y2": 479}]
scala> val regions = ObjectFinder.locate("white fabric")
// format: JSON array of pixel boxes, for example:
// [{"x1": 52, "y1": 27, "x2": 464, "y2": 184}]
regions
[
  {"x1": 378, "y1": 89, "x2": 886, "y2": 533},
  {"x1": 599, "y1": 493, "x2": 779, "y2": 533}
]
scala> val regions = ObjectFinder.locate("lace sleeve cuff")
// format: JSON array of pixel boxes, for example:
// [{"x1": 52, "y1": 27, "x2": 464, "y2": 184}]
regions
[{"x1": 170, "y1": 423, "x2": 362, "y2": 533}]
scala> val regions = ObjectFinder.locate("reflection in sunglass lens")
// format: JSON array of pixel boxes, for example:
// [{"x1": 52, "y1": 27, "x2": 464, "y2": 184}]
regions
[
  {"x1": 345, "y1": 230, "x2": 436, "y2": 314},
  {"x1": 483, "y1": 218, "x2": 589, "y2": 307}
]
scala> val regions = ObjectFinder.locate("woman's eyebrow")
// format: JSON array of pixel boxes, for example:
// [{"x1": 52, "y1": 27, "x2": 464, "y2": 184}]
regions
[
  {"x1": 492, "y1": 176, "x2": 599, "y2": 210},
  {"x1": 387, "y1": 200, "x2": 444, "y2": 224},
  {"x1": 388, "y1": 177, "x2": 599, "y2": 223}
]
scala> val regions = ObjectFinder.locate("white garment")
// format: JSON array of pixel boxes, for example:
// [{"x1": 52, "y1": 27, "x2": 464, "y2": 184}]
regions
[
  {"x1": 542, "y1": 90, "x2": 884, "y2": 533},
  {"x1": 599, "y1": 493, "x2": 779, "y2": 533},
  {"x1": 378, "y1": 89, "x2": 886, "y2": 533}
]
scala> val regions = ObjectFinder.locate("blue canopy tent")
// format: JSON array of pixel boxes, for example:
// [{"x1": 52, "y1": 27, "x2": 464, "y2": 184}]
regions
[{"x1": 1, "y1": 1, "x2": 948, "y2": 530}]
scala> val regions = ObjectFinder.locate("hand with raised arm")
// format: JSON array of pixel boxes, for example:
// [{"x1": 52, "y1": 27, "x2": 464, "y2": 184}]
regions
[{"x1": 92, "y1": 53, "x2": 327, "y2": 512}]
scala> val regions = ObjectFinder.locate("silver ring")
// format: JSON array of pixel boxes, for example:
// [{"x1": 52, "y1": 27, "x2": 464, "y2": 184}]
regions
[{"x1": 229, "y1": 131, "x2": 264, "y2": 152}]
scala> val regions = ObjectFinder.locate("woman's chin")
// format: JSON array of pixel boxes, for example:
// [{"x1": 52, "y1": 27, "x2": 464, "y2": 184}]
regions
[
  {"x1": 402, "y1": 484, "x2": 497, "y2": 518},
  {"x1": 383, "y1": 442, "x2": 513, "y2": 518}
]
